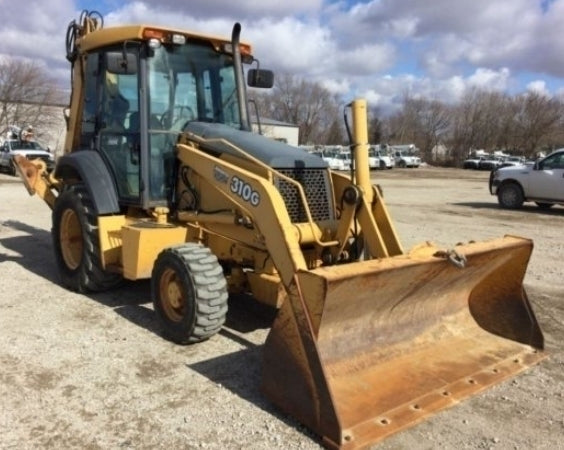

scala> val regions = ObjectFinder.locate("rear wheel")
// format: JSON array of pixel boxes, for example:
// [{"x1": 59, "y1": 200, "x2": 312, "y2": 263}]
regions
[
  {"x1": 52, "y1": 184, "x2": 122, "y2": 292},
  {"x1": 151, "y1": 244, "x2": 228, "y2": 344},
  {"x1": 497, "y1": 183, "x2": 524, "y2": 209}
]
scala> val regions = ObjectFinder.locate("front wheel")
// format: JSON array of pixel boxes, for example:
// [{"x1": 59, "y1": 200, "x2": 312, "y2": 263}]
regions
[
  {"x1": 497, "y1": 183, "x2": 524, "y2": 209},
  {"x1": 52, "y1": 184, "x2": 122, "y2": 292},
  {"x1": 151, "y1": 244, "x2": 228, "y2": 344}
]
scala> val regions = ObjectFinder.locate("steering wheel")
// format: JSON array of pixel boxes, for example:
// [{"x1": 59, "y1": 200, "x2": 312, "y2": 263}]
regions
[{"x1": 160, "y1": 106, "x2": 195, "y2": 130}]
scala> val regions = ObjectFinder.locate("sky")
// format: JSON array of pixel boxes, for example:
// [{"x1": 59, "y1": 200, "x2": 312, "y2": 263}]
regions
[{"x1": 1, "y1": 0, "x2": 563, "y2": 114}]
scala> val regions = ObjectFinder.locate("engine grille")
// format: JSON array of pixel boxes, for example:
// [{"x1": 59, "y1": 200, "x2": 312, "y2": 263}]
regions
[{"x1": 275, "y1": 169, "x2": 334, "y2": 223}]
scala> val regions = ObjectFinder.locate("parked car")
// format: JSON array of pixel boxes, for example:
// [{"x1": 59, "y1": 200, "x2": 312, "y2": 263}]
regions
[
  {"x1": 499, "y1": 156, "x2": 526, "y2": 168},
  {"x1": 478, "y1": 156, "x2": 504, "y2": 171},
  {"x1": 0, "y1": 139, "x2": 55, "y2": 175},
  {"x1": 394, "y1": 150, "x2": 420, "y2": 168},
  {"x1": 463, "y1": 155, "x2": 486, "y2": 169},
  {"x1": 368, "y1": 147, "x2": 393, "y2": 169},
  {"x1": 489, "y1": 148, "x2": 564, "y2": 209}
]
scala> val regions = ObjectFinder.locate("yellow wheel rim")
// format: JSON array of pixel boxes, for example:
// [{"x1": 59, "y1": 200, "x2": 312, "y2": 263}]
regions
[
  {"x1": 60, "y1": 209, "x2": 82, "y2": 270},
  {"x1": 159, "y1": 268, "x2": 185, "y2": 322}
]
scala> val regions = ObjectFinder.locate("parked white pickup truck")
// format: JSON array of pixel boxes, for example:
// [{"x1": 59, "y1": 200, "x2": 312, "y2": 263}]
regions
[
  {"x1": 0, "y1": 138, "x2": 54, "y2": 175},
  {"x1": 489, "y1": 148, "x2": 564, "y2": 209}
]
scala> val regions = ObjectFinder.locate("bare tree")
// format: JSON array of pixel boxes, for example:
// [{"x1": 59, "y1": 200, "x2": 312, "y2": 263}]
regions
[
  {"x1": 0, "y1": 57, "x2": 61, "y2": 141},
  {"x1": 250, "y1": 74, "x2": 343, "y2": 145},
  {"x1": 385, "y1": 95, "x2": 449, "y2": 162},
  {"x1": 368, "y1": 108, "x2": 383, "y2": 144},
  {"x1": 447, "y1": 89, "x2": 512, "y2": 163},
  {"x1": 512, "y1": 91, "x2": 562, "y2": 157}
]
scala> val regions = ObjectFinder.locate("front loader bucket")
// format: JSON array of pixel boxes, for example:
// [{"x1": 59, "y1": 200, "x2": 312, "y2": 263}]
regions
[{"x1": 262, "y1": 236, "x2": 545, "y2": 449}]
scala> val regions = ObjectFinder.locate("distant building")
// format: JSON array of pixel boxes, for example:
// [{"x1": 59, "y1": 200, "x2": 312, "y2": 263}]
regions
[
  {"x1": 0, "y1": 103, "x2": 66, "y2": 157},
  {"x1": 251, "y1": 117, "x2": 299, "y2": 147}
]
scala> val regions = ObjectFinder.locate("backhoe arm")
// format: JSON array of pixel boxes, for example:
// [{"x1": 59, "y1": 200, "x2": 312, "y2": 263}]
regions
[{"x1": 13, "y1": 155, "x2": 58, "y2": 209}]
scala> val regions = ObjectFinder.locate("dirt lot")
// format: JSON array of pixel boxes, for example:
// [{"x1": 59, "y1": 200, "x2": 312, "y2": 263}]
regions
[{"x1": 1, "y1": 166, "x2": 562, "y2": 450}]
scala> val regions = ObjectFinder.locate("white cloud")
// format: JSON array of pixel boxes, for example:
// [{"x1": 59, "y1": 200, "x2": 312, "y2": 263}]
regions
[
  {"x1": 335, "y1": 43, "x2": 396, "y2": 76},
  {"x1": 467, "y1": 68, "x2": 511, "y2": 91},
  {"x1": 244, "y1": 18, "x2": 335, "y2": 75},
  {"x1": 321, "y1": 78, "x2": 351, "y2": 96},
  {"x1": 133, "y1": 0, "x2": 322, "y2": 19},
  {"x1": 355, "y1": 67, "x2": 513, "y2": 114},
  {"x1": 0, "y1": 0, "x2": 76, "y2": 65},
  {"x1": 527, "y1": 80, "x2": 549, "y2": 96}
]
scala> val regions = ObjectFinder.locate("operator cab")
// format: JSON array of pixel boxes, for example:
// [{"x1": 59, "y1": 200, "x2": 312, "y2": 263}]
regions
[{"x1": 75, "y1": 27, "x2": 272, "y2": 210}]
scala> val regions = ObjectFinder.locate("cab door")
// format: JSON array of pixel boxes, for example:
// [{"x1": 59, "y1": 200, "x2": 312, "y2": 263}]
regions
[
  {"x1": 527, "y1": 152, "x2": 564, "y2": 201},
  {"x1": 98, "y1": 51, "x2": 141, "y2": 203},
  {"x1": 78, "y1": 48, "x2": 142, "y2": 205}
]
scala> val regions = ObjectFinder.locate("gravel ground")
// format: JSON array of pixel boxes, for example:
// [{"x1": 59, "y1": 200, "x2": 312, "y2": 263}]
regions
[{"x1": 0, "y1": 165, "x2": 562, "y2": 450}]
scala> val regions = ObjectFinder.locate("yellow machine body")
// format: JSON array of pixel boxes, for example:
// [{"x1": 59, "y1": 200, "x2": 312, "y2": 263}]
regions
[{"x1": 14, "y1": 13, "x2": 545, "y2": 449}]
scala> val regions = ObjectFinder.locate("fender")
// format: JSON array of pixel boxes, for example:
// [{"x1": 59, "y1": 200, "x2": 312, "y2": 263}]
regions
[{"x1": 55, "y1": 150, "x2": 120, "y2": 214}]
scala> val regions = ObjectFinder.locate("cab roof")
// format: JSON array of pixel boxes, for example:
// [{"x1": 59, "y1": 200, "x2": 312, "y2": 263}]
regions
[{"x1": 78, "y1": 24, "x2": 252, "y2": 55}]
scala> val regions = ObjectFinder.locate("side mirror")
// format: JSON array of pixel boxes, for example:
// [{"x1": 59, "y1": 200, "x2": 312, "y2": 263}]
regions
[
  {"x1": 106, "y1": 52, "x2": 138, "y2": 75},
  {"x1": 247, "y1": 69, "x2": 274, "y2": 88}
]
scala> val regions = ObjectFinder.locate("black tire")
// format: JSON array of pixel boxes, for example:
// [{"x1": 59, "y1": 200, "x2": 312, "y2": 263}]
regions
[
  {"x1": 379, "y1": 160, "x2": 386, "y2": 170},
  {"x1": 535, "y1": 202, "x2": 554, "y2": 209},
  {"x1": 8, "y1": 159, "x2": 16, "y2": 176},
  {"x1": 497, "y1": 182, "x2": 524, "y2": 209},
  {"x1": 151, "y1": 244, "x2": 228, "y2": 344},
  {"x1": 398, "y1": 160, "x2": 406, "y2": 168},
  {"x1": 52, "y1": 184, "x2": 122, "y2": 292}
]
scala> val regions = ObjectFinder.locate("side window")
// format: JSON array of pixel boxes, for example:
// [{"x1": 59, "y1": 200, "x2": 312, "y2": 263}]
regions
[
  {"x1": 175, "y1": 72, "x2": 197, "y2": 126},
  {"x1": 202, "y1": 70, "x2": 214, "y2": 122},
  {"x1": 101, "y1": 71, "x2": 137, "y2": 132},
  {"x1": 555, "y1": 154, "x2": 564, "y2": 169},
  {"x1": 540, "y1": 153, "x2": 563, "y2": 170},
  {"x1": 218, "y1": 66, "x2": 239, "y2": 125}
]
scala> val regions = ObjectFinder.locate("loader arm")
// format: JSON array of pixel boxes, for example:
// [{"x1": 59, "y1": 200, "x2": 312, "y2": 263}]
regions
[{"x1": 175, "y1": 141, "x2": 309, "y2": 285}]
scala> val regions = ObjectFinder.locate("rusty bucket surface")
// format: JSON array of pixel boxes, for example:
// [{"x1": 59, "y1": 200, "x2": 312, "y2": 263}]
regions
[{"x1": 262, "y1": 236, "x2": 545, "y2": 449}]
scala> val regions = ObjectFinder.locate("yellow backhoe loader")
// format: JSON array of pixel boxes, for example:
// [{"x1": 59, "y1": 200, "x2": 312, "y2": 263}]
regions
[{"x1": 15, "y1": 10, "x2": 545, "y2": 449}]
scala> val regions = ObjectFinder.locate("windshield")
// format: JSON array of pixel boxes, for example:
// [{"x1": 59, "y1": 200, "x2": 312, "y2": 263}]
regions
[
  {"x1": 147, "y1": 41, "x2": 240, "y2": 131},
  {"x1": 9, "y1": 140, "x2": 47, "y2": 151}
]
